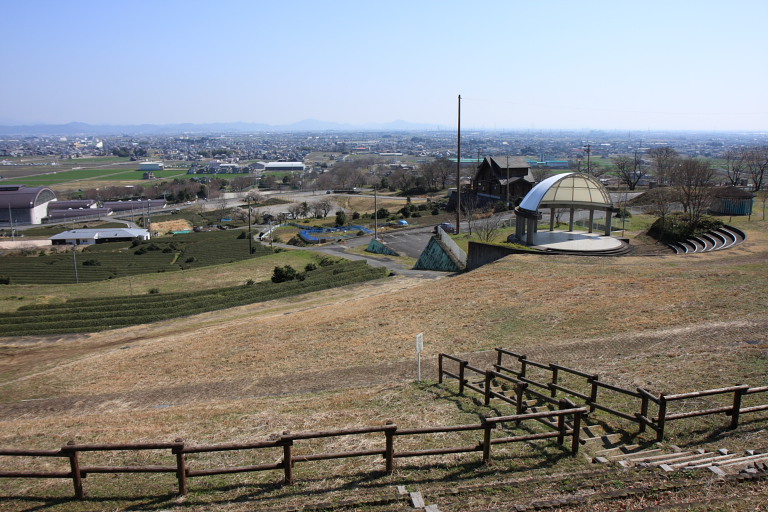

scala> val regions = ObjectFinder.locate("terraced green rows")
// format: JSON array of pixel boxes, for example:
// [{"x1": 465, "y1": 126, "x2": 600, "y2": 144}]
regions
[
  {"x1": 0, "y1": 232, "x2": 271, "y2": 284},
  {"x1": 0, "y1": 261, "x2": 388, "y2": 336}
]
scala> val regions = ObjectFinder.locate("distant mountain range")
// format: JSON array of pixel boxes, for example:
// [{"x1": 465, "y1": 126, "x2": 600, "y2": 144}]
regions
[{"x1": 0, "y1": 119, "x2": 441, "y2": 136}]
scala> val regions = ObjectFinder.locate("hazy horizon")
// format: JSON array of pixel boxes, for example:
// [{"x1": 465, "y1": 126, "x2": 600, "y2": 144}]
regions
[{"x1": 2, "y1": 0, "x2": 766, "y2": 132}]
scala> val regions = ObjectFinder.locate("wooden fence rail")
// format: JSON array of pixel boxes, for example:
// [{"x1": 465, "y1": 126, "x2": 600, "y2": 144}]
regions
[
  {"x1": 0, "y1": 407, "x2": 586, "y2": 500},
  {"x1": 440, "y1": 350, "x2": 768, "y2": 443}
]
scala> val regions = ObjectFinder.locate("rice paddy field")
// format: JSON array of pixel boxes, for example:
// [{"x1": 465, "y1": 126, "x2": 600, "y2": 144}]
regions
[{"x1": 0, "y1": 216, "x2": 766, "y2": 510}]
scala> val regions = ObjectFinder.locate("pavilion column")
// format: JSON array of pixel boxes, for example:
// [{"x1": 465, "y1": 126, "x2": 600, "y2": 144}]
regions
[
  {"x1": 568, "y1": 208, "x2": 575, "y2": 232},
  {"x1": 588, "y1": 210, "x2": 595, "y2": 233},
  {"x1": 516, "y1": 215, "x2": 524, "y2": 240},
  {"x1": 549, "y1": 208, "x2": 555, "y2": 231},
  {"x1": 604, "y1": 208, "x2": 612, "y2": 235},
  {"x1": 526, "y1": 217, "x2": 536, "y2": 245}
]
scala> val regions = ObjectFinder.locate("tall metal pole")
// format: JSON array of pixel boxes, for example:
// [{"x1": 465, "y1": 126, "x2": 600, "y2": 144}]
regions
[
  {"x1": 506, "y1": 155, "x2": 510, "y2": 207},
  {"x1": 247, "y1": 198, "x2": 253, "y2": 254},
  {"x1": 72, "y1": 242, "x2": 79, "y2": 284},
  {"x1": 374, "y1": 187, "x2": 378, "y2": 240},
  {"x1": 8, "y1": 204, "x2": 14, "y2": 242},
  {"x1": 456, "y1": 94, "x2": 461, "y2": 234}
]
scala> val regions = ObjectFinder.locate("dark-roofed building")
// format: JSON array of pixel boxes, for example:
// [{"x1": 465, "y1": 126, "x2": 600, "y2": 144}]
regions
[
  {"x1": 47, "y1": 199, "x2": 98, "y2": 211},
  {"x1": 710, "y1": 187, "x2": 754, "y2": 216},
  {"x1": 101, "y1": 199, "x2": 167, "y2": 212},
  {"x1": 47, "y1": 208, "x2": 113, "y2": 221},
  {"x1": 471, "y1": 157, "x2": 534, "y2": 206},
  {"x1": 0, "y1": 185, "x2": 57, "y2": 225}
]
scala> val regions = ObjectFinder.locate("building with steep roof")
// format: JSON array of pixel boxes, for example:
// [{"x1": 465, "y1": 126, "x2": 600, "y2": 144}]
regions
[
  {"x1": 0, "y1": 185, "x2": 57, "y2": 225},
  {"x1": 471, "y1": 156, "x2": 533, "y2": 206}
]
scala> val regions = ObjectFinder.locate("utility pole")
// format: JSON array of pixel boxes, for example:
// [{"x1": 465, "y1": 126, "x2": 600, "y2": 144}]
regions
[
  {"x1": 584, "y1": 144, "x2": 592, "y2": 175},
  {"x1": 72, "y1": 242, "x2": 79, "y2": 284},
  {"x1": 374, "y1": 186, "x2": 378, "y2": 240},
  {"x1": 8, "y1": 204, "x2": 14, "y2": 242},
  {"x1": 456, "y1": 94, "x2": 461, "y2": 234},
  {"x1": 506, "y1": 155, "x2": 510, "y2": 207},
  {"x1": 247, "y1": 197, "x2": 253, "y2": 254}
]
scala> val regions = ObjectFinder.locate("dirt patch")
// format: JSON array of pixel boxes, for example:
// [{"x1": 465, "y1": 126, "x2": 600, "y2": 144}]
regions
[{"x1": 152, "y1": 219, "x2": 193, "y2": 233}]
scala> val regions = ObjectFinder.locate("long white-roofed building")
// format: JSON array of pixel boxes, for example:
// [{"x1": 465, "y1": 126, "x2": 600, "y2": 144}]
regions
[
  {"x1": 50, "y1": 228, "x2": 150, "y2": 246},
  {"x1": 264, "y1": 162, "x2": 305, "y2": 172}
]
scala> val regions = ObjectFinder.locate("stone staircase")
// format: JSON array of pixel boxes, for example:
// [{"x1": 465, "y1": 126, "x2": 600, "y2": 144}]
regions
[
  {"x1": 581, "y1": 421, "x2": 768, "y2": 476},
  {"x1": 518, "y1": 400, "x2": 768, "y2": 478}
]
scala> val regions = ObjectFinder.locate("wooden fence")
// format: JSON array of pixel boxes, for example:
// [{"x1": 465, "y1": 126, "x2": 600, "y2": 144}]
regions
[
  {"x1": 439, "y1": 349, "x2": 768, "y2": 442},
  {"x1": 0, "y1": 407, "x2": 586, "y2": 499}
]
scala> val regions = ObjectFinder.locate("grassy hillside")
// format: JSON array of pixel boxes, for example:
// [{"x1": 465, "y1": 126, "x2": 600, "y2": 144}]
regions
[{"x1": 0, "y1": 216, "x2": 766, "y2": 510}]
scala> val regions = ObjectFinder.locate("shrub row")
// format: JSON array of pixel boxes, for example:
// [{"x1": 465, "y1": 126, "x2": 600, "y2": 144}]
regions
[
  {"x1": 1, "y1": 263, "x2": 387, "y2": 336},
  {"x1": 15, "y1": 261, "x2": 368, "y2": 312},
  {"x1": 0, "y1": 234, "x2": 274, "y2": 284}
]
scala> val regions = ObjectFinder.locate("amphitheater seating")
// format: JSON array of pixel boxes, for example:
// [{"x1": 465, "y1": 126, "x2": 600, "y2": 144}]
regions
[{"x1": 667, "y1": 225, "x2": 746, "y2": 254}]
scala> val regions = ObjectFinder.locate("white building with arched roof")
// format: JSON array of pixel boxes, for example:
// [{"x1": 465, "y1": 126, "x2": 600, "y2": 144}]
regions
[
  {"x1": 514, "y1": 173, "x2": 615, "y2": 246},
  {"x1": 0, "y1": 185, "x2": 57, "y2": 225}
]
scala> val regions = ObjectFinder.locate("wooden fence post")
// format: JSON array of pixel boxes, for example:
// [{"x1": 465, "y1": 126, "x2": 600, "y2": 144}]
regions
[
  {"x1": 588, "y1": 374, "x2": 599, "y2": 414},
  {"x1": 458, "y1": 360, "x2": 467, "y2": 395},
  {"x1": 484, "y1": 372, "x2": 493, "y2": 406},
  {"x1": 385, "y1": 421, "x2": 395, "y2": 474},
  {"x1": 282, "y1": 434, "x2": 293, "y2": 485},
  {"x1": 66, "y1": 441, "x2": 84, "y2": 499},
  {"x1": 571, "y1": 409, "x2": 583, "y2": 457},
  {"x1": 550, "y1": 365, "x2": 559, "y2": 398},
  {"x1": 515, "y1": 382, "x2": 527, "y2": 421},
  {"x1": 438, "y1": 354, "x2": 443, "y2": 384},
  {"x1": 519, "y1": 355, "x2": 527, "y2": 379},
  {"x1": 173, "y1": 438, "x2": 188, "y2": 496},
  {"x1": 730, "y1": 387, "x2": 746, "y2": 430},
  {"x1": 482, "y1": 417, "x2": 493, "y2": 464},
  {"x1": 496, "y1": 348, "x2": 503, "y2": 369},
  {"x1": 638, "y1": 392, "x2": 649, "y2": 434},
  {"x1": 656, "y1": 394, "x2": 667, "y2": 442},
  {"x1": 557, "y1": 399, "x2": 567, "y2": 445}
]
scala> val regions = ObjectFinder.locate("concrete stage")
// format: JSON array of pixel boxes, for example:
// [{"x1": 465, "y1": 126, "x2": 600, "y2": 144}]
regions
[{"x1": 531, "y1": 230, "x2": 625, "y2": 252}]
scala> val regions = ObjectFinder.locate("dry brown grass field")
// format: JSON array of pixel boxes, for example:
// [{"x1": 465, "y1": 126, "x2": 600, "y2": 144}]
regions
[{"x1": 1, "y1": 217, "x2": 767, "y2": 510}]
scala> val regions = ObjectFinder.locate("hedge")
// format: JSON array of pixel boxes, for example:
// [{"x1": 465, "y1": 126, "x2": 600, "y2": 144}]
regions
[{"x1": 0, "y1": 262, "x2": 388, "y2": 336}]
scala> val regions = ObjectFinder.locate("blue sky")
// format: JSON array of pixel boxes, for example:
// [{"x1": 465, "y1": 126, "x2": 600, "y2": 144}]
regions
[{"x1": 1, "y1": 0, "x2": 766, "y2": 130}]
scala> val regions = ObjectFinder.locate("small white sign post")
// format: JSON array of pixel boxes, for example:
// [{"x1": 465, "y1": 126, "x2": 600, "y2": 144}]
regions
[{"x1": 416, "y1": 332, "x2": 424, "y2": 382}]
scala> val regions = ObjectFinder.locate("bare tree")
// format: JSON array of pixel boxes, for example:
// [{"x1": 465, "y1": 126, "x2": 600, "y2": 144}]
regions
[
  {"x1": 613, "y1": 153, "x2": 646, "y2": 190},
  {"x1": 462, "y1": 194, "x2": 480, "y2": 236},
  {"x1": 418, "y1": 161, "x2": 440, "y2": 191},
  {"x1": 723, "y1": 149, "x2": 746, "y2": 186},
  {"x1": 648, "y1": 187, "x2": 678, "y2": 224},
  {"x1": 530, "y1": 167, "x2": 551, "y2": 183},
  {"x1": 287, "y1": 203, "x2": 304, "y2": 219},
  {"x1": 553, "y1": 208, "x2": 569, "y2": 228},
  {"x1": 473, "y1": 213, "x2": 505, "y2": 242},
  {"x1": 245, "y1": 190, "x2": 264, "y2": 204},
  {"x1": 743, "y1": 146, "x2": 768, "y2": 192},
  {"x1": 586, "y1": 164, "x2": 609, "y2": 179},
  {"x1": 311, "y1": 197, "x2": 334, "y2": 218},
  {"x1": 647, "y1": 147, "x2": 679, "y2": 186},
  {"x1": 669, "y1": 158, "x2": 716, "y2": 224},
  {"x1": 390, "y1": 168, "x2": 417, "y2": 193},
  {"x1": 433, "y1": 158, "x2": 454, "y2": 190}
]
